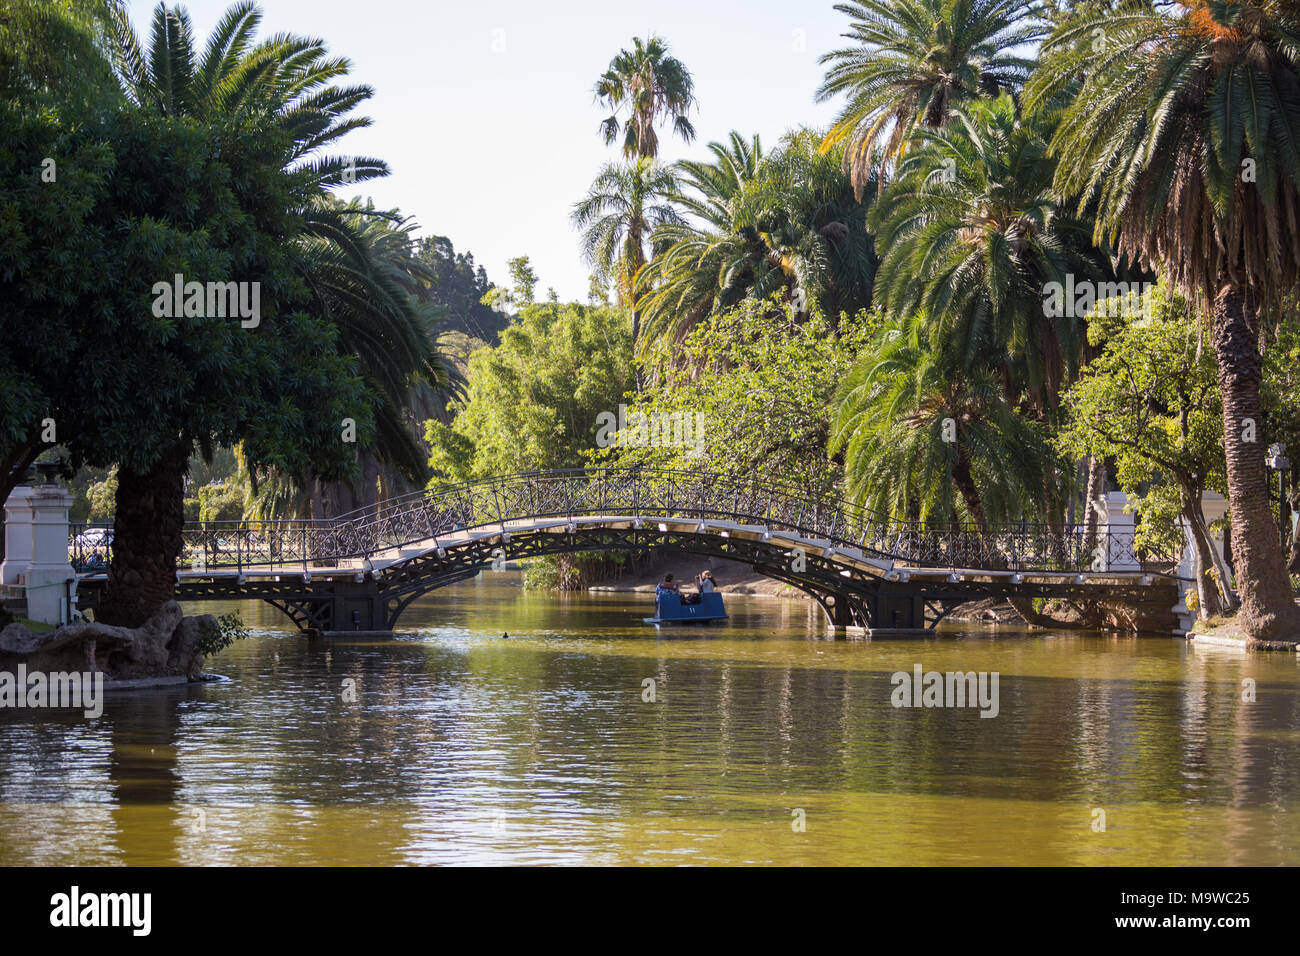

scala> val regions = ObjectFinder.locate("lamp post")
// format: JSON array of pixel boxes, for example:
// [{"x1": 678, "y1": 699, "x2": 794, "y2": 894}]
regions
[{"x1": 1266, "y1": 442, "x2": 1291, "y2": 550}]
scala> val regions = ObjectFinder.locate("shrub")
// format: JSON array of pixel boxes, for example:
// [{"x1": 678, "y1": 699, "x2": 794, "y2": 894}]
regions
[{"x1": 197, "y1": 612, "x2": 250, "y2": 657}]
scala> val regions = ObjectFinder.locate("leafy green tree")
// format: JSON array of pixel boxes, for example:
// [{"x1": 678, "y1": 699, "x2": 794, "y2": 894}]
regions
[
  {"x1": 197, "y1": 480, "x2": 245, "y2": 522},
  {"x1": 1059, "y1": 283, "x2": 1232, "y2": 617},
  {"x1": 426, "y1": 301, "x2": 634, "y2": 481},
  {"x1": 1031, "y1": 0, "x2": 1300, "y2": 639},
  {"x1": 506, "y1": 256, "x2": 538, "y2": 306},
  {"x1": 87, "y1": 469, "x2": 120, "y2": 522},
  {"x1": 596, "y1": 297, "x2": 870, "y2": 496},
  {"x1": 85, "y1": 1, "x2": 447, "y2": 624},
  {"x1": 482, "y1": 255, "x2": 540, "y2": 312},
  {"x1": 816, "y1": 0, "x2": 1043, "y2": 196},
  {"x1": 91, "y1": 111, "x2": 370, "y2": 626},
  {"x1": 0, "y1": 1, "x2": 363, "y2": 601},
  {"x1": 595, "y1": 35, "x2": 696, "y2": 159},
  {"x1": 0, "y1": 0, "x2": 124, "y2": 508}
]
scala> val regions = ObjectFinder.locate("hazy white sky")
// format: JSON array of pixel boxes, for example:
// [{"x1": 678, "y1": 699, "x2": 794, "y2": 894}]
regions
[{"x1": 125, "y1": 0, "x2": 853, "y2": 300}]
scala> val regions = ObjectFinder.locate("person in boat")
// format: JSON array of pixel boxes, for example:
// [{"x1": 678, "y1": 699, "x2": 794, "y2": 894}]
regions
[
  {"x1": 683, "y1": 570, "x2": 716, "y2": 605},
  {"x1": 658, "y1": 573, "x2": 689, "y2": 605}
]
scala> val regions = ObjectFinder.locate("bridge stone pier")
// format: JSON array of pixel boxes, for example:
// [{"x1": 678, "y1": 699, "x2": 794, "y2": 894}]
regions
[{"x1": 67, "y1": 467, "x2": 1193, "y2": 638}]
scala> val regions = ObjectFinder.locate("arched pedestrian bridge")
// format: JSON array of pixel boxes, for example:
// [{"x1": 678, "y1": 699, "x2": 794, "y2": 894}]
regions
[{"x1": 72, "y1": 467, "x2": 1192, "y2": 637}]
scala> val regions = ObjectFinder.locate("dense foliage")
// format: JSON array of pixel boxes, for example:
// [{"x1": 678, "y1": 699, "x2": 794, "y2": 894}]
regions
[
  {"x1": 636, "y1": 130, "x2": 878, "y2": 357},
  {"x1": 426, "y1": 300, "x2": 634, "y2": 482},
  {"x1": 595, "y1": 297, "x2": 869, "y2": 497}
]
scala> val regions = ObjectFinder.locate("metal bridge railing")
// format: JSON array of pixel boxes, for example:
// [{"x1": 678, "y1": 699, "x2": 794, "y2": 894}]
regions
[{"x1": 69, "y1": 467, "x2": 1181, "y2": 575}]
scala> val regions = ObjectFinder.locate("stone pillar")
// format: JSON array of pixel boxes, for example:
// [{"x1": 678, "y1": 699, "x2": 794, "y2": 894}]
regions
[
  {"x1": 1, "y1": 486, "x2": 36, "y2": 587},
  {"x1": 1, "y1": 484, "x2": 75, "y2": 625}
]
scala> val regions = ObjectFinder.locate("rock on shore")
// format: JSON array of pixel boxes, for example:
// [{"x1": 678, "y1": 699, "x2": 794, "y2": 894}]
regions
[{"x1": 0, "y1": 601, "x2": 211, "y2": 680}]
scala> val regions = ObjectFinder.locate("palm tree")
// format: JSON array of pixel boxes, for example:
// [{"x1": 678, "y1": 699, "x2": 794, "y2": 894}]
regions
[
  {"x1": 830, "y1": 313, "x2": 1050, "y2": 526},
  {"x1": 570, "y1": 157, "x2": 681, "y2": 364},
  {"x1": 268, "y1": 199, "x2": 462, "y2": 516},
  {"x1": 1030, "y1": 0, "x2": 1300, "y2": 641},
  {"x1": 816, "y1": 0, "x2": 1044, "y2": 197},
  {"x1": 637, "y1": 129, "x2": 878, "y2": 356},
  {"x1": 96, "y1": 2, "x2": 454, "y2": 624},
  {"x1": 632, "y1": 133, "x2": 765, "y2": 350},
  {"x1": 595, "y1": 35, "x2": 696, "y2": 159},
  {"x1": 869, "y1": 95, "x2": 1110, "y2": 418}
]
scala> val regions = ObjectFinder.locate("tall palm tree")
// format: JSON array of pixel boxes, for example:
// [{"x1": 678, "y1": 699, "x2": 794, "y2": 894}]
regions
[
  {"x1": 595, "y1": 35, "x2": 696, "y2": 159},
  {"x1": 637, "y1": 129, "x2": 878, "y2": 355},
  {"x1": 97, "y1": 1, "x2": 454, "y2": 623},
  {"x1": 816, "y1": 0, "x2": 1044, "y2": 197},
  {"x1": 869, "y1": 94, "x2": 1110, "y2": 418},
  {"x1": 570, "y1": 157, "x2": 681, "y2": 362},
  {"x1": 1030, "y1": 0, "x2": 1300, "y2": 641},
  {"x1": 830, "y1": 313, "x2": 1051, "y2": 526}
]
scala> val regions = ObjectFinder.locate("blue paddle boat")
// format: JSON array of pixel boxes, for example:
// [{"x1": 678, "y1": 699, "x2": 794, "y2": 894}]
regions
[{"x1": 644, "y1": 588, "x2": 728, "y2": 625}]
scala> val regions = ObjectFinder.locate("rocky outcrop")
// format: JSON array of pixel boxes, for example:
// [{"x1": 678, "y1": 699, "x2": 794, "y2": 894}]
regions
[{"x1": 0, "y1": 601, "x2": 210, "y2": 680}]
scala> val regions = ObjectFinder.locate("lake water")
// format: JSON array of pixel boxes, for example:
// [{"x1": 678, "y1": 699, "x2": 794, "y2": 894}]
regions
[{"x1": 2, "y1": 571, "x2": 1298, "y2": 865}]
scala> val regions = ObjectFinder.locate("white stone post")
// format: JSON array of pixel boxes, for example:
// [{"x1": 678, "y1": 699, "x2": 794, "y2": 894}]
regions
[
  {"x1": 1, "y1": 483, "x2": 75, "y2": 625},
  {"x1": 1, "y1": 486, "x2": 36, "y2": 587}
]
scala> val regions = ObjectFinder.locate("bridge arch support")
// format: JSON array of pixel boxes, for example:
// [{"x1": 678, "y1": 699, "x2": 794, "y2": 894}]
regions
[{"x1": 365, "y1": 524, "x2": 913, "y2": 634}]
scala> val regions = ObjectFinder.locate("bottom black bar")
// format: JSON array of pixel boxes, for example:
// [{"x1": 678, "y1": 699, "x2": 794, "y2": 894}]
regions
[{"x1": 5, "y1": 865, "x2": 1288, "y2": 942}]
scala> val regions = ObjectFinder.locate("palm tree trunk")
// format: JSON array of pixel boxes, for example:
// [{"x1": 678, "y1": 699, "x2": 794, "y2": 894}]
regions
[
  {"x1": 950, "y1": 441, "x2": 986, "y2": 529},
  {"x1": 98, "y1": 440, "x2": 191, "y2": 627},
  {"x1": 1212, "y1": 287, "x2": 1300, "y2": 639},
  {"x1": 627, "y1": 216, "x2": 645, "y2": 392},
  {"x1": 631, "y1": 304, "x2": 644, "y2": 392}
]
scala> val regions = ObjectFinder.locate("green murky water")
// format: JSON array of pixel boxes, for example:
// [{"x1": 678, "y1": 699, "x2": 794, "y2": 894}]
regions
[{"x1": 2, "y1": 571, "x2": 1298, "y2": 865}]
